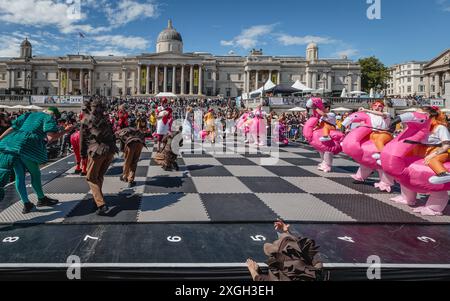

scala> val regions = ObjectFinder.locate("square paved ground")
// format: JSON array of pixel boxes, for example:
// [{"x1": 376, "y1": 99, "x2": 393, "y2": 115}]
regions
[{"x1": 0, "y1": 138, "x2": 448, "y2": 224}]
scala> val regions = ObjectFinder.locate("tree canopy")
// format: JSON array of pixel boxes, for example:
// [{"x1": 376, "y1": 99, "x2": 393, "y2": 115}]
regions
[{"x1": 358, "y1": 56, "x2": 390, "y2": 92}]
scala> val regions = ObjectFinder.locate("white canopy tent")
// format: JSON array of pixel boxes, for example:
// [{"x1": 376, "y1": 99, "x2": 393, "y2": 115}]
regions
[
  {"x1": 349, "y1": 91, "x2": 369, "y2": 97},
  {"x1": 26, "y1": 105, "x2": 44, "y2": 110},
  {"x1": 313, "y1": 88, "x2": 332, "y2": 95},
  {"x1": 11, "y1": 105, "x2": 29, "y2": 110},
  {"x1": 369, "y1": 88, "x2": 375, "y2": 98},
  {"x1": 399, "y1": 108, "x2": 418, "y2": 113},
  {"x1": 291, "y1": 80, "x2": 314, "y2": 92},
  {"x1": 288, "y1": 107, "x2": 307, "y2": 112},
  {"x1": 249, "y1": 80, "x2": 276, "y2": 97},
  {"x1": 332, "y1": 107, "x2": 353, "y2": 112},
  {"x1": 155, "y1": 92, "x2": 178, "y2": 98},
  {"x1": 0, "y1": 105, "x2": 11, "y2": 109},
  {"x1": 340, "y1": 88, "x2": 347, "y2": 98}
]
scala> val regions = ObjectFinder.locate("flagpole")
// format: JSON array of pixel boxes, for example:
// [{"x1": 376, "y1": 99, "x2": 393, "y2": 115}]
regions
[{"x1": 77, "y1": 33, "x2": 80, "y2": 55}]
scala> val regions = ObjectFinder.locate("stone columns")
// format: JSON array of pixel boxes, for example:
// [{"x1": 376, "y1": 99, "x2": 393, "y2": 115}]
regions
[
  {"x1": 255, "y1": 70, "x2": 259, "y2": 90},
  {"x1": 425, "y1": 75, "x2": 430, "y2": 98},
  {"x1": 347, "y1": 74, "x2": 353, "y2": 93},
  {"x1": 154, "y1": 66, "x2": 159, "y2": 94},
  {"x1": 172, "y1": 66, "x2": 176, "y2": 94},
  {"x1": 356, "y1": 75, "x2": 361, "y2": 92},
  {"x1": 277, "y1": 71, "x2": 281, "y2": 85},
  {"x1": 212, "y1": 70, "x2": 217, "y2": 96},
  {"x1": 137, "y1": 65, "x2": 141, "y2": 94},
  {"x1": 66, "y1": 69, "x2": 70, "y2": 94},
  {"x1": 269, "y1": 70, "x2": 272, "y2": 82},
  {"x1": 122, "y1": 69, "x2": 126, "y2": 96},
  {"x1": 181, "y1": 65, "x2": 185, "y2": 95},
  {"x1": 146, "y1": 65, "x2": 150, "y2": 95},
  {"x1": 163, "y1": 65, "x2": 167, "y2": 92},
  {"x1": 189, "y1": 65, "x2": 194, "y2": 95},
  {"x1": 198, "y1": 66, "x2": 203, "y2": 95},
  {"x1": 328, "y1": 73, "x2": 333, "y2": 91},
  {"x1": 79, "y1": 69, "x2": 83, "y2": 95},
  {"x1": 436, "y1": 73, "x2": 442, "y2": 96},
  {"x1": 312, "y1": 71, "x2": 317, "y2": 89},
  {"x1": 307, "y1": 71, "x2": 312, "y2": 88},
  {"x1": 88, "y1": 69, "x2": 93, "y2": 95}
]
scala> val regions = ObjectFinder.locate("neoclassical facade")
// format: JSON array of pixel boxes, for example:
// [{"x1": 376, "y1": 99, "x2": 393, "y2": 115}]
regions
[
  {"x1": 423, "y1": 49, "x2": 450, "y2": 99},
  {"x1": 0, "y1": 20, "x2": 361, "y2": 98}
]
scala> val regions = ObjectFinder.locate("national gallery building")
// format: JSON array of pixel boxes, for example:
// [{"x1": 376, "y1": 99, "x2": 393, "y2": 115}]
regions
[{"x1": 0, "y1": 20, "x2": 361, "y2": 98}]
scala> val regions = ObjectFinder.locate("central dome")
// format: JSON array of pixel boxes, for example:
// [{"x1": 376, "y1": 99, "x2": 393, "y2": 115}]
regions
[{"x1": 157, "y1": 20, "x2": 183, "y2": 43}]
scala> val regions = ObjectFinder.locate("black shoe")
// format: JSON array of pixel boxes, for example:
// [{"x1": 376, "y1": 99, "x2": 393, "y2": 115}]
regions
[
  {"x1": 120, "y1": 175, "x2": 127, "y2": 182},
  {"x1": 96, "y1": 205, "x2": 109, "y2": 216},
  {"x1": 81, "y1": 172, "x2": 87, "y2": 176},
  {"x1": 37, "y1": 196, "x2": 59, "y2": 207},
  {"x1": 74, "y1": 169, "x2": 82, "y2": 174},
  {"x1": 22, "y1": 202, "x2": 35, "y2": 214},
  {"x1": 128, "y1": 181, "x2": 136, "y2": 188},
  {"x1": 174, "y1": 163, "x2": 179, "y2": 171},
  {"x1": 352, "y1": 180, "x2": 365, "y2": 185}
]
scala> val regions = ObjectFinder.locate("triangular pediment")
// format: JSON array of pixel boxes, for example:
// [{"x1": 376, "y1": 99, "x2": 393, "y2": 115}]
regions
[{"x1": 424, "y1": 49, "x2": 450, "y2": 69}]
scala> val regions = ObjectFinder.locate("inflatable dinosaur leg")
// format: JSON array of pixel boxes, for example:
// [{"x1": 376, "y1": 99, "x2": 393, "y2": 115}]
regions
[
  {"x1": 413, "y1": 191, "x2": 447, "y2": 216},
  {"x1": 390, "y1": 185, "x2": 417, "y2": 206},
  {"x1": 351, "y1": 165, "x2": 373, "y2": 182},
  {"x1": 374, "y1": 170, "x2": 395, "y2": 193},
  {"x1": 0, "y1": 152, "x2": 16, "y2": 202}
]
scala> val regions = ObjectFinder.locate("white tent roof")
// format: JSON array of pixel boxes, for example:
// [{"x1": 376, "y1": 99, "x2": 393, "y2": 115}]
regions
[
  {"x1": 12, "y1": 105, "x2": 28, "y2": 109},
  {"x1": 0, "y1": 105, "x2": 11, "y2": 109},
  {"x1": 288, "y1": 107, "x2": 307, "y2": 112},
  {"x1": 332, "y1": 107, "x2": 353, "y2": 112},
  {"x1": 350, "y1": 91, "x2": 368, "y2": 95},
  {"x1": 340, "y1": 88, "x2": 347, "y2": 98},
  {"x1": 291, "y1": 80, "x2": 314, "y2": 92},
  {"x1": 155, "y1": 92, "x2": 177, "y2": 98},
  {"x1": 26, "y1": 105, "x2": 44, "y2": 110},
  {"x1": 249, "y1": 80, "x2": 276, "y2": 97}
]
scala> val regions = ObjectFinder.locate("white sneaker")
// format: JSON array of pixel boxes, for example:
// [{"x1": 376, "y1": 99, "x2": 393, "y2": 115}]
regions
[
  {"x1": 319, "y1": 136, "x2": 331, "y2": 142},
  {"x1": 372, "y1": 153, "x2": 381, "y2": 160},
  {"x1": 429, "y1": 173, "x2": 450, "y2": 185},
  {"x1": 376, "y1": 160, "x2": 382, "y2": 166}
]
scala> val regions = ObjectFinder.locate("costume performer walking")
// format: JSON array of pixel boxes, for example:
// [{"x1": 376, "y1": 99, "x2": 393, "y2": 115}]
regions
[
  {"x1": 80, "y1": 100, "x2": 118, "y2": 216},
  {"x1": 116, "y1": 126, "x2": 146, "y2": 188},
  {"x1": 0, "y1": 107, "x2": 73, "y2": 213}
]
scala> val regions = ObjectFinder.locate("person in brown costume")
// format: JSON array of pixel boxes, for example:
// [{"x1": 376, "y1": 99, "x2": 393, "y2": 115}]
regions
[
  {"x1": 116, "y1": 126, "x2": 146, "y2": 188},
  {"x1": 80, "y1": 99, "x2": 118, "y2": 216},
  {"x1": 153, "y1": 127, "x2": 183, "y2": 171}
]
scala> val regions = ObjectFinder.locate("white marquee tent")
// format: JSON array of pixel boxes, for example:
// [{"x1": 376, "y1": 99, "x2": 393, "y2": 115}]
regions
[
  {"x1": 249, "y1": 80, "x2": 276, "y2": 97},
  {"x1": 291, "y1": 80, "x2": 314, "y2": 93}
]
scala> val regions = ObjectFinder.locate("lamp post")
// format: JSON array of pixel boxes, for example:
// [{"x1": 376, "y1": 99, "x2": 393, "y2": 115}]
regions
[{"x1": 26, "y1": 73, "x2": 31, "y2": 95}]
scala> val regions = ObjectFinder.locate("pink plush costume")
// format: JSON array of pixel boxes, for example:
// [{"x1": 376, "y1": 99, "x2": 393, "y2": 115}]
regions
[
  {"x1": 303, "y1": 98, "x2": 344, "y2": 172},
  {"x1": 381, "y1": 112, "x2": 450, "y2": 216},
  {"x1": 250, "y1": 108, "x2": 267, "y2": 146},
  {"x1": 341, "y1": 111, "x2": 395, "y2": 192}
]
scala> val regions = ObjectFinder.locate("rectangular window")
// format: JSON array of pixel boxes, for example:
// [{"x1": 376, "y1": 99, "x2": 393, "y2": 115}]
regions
[
  {"x1": 118, "y1": 88, "x2": 123, "y2": 95},
  {"x1": 56, "y1": 72, "x2": 59, "y2": 79},
  {"x1": 126, "y1": 87, "x2": 131, "y2": 95},
  {"x1": 407, "y1": 86, "x2": 411, "y2": 93},
  {"x1": 96, "y1": 88, "x2": 100, "y2": 95},
  {"x1": 207, "y1": 72, "x2": 212, "y2": 80},
  {"x1": 44, "y1": 87, "x2": 49, "y2": 95},
  {"x1": 34, "y1": 71, "x2": 37, "y2": 79},
  {"x1": 1, "y1": 73, "x2": 5, "y2": 80},
  {"x1": 96, "y1": 73, "x2": 100, "y2": 80},
  {"x1": 407, "y1": 77, "x2": 411, "y2": 82},
  {"x1": 119, "y1": 72, "x2": 122, "y2": 80},
  {"x1": 127, "y1": 72, "x2": 131, "y2": 79},
  {"x1": 238, "y1": 74, "x2": 242, "y2": 81},
  {"x1": 420, "y1": 77, "x2": 423, "y2": 82},
  {"x1": 17, "y1": 71, "x2": 21, "y2": 79},
  {"x1": 45, "y1": 72, "x2": 48, "y2": 79},
  {"x1": 227, "y1": 73, "x2": 231, "y2": 81},
  {"x1": 216, "y1": 73, "x2": 220, "y2": 81},
  {"x1": 226, "y1": 88, "x2": 231, "y2": 97}
]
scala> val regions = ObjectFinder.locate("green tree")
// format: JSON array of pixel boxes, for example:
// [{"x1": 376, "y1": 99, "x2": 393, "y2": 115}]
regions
[{"x1": 358, "y1": 57, "x2": 390, "y2": 92}]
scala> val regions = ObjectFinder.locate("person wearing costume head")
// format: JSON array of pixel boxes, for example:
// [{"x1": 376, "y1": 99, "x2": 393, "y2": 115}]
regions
[{"x1": 80, "y1": 99, "x2": 118, "y2": 216}]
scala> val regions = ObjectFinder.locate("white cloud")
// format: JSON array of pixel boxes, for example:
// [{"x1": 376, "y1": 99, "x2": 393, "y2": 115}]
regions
[
  {"x1": 221, "y1": 24, "x2": 277, "y2": 49},
  {"x1": 437, "y1": 0, "x2": 450, "y2": 11},
  {"x1": 91, "y1": 35, "x2": 149, "y2": 50},
  {"x1": 0, "y1": 0, "x2": 84, "y2": 33},
  {"x1": 277, "y1": 34, "x2": 335, "y2": 46},
  {"x1": 104, "y1": 0, "x2": 158, "y2": 27},
  {"x1": 0, "y1": 31, "x2": 63, "y2": 56},
  {"x1": 334, "y1": 48, "x2": 359, "y2": 58}
]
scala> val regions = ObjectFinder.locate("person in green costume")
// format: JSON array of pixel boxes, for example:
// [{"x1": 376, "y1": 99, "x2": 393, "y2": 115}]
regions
[{"x1": 0, "y1": 107, "x2": 74, "y2": 214}]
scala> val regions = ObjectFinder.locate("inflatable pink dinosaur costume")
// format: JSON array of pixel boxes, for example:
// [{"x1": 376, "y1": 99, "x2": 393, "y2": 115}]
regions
[
  {"x1": 381, "y1": 112, "x2": 450, "y2": 216},
  {"x1": 341, "y1": 111, "x2": 395, "y2": 192},
  {"x1": 303, "y1": 98, "x2": 344, "y2": 172},
  {"x1": 250, "y1": 107, "x2": 267, "y2": 146}
]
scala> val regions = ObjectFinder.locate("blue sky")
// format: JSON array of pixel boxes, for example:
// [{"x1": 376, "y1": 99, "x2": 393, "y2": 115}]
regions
[{"x1": 0, "y1": 0, "x2": 449, "y2": 65}]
